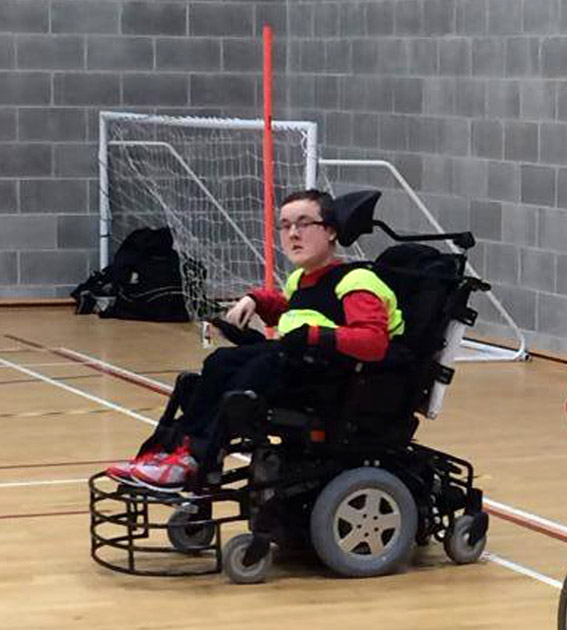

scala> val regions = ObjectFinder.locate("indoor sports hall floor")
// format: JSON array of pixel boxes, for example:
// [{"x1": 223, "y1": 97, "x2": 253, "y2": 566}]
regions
[{"x1": 1, "y1": 306, "x2": 566, "y2": 630}]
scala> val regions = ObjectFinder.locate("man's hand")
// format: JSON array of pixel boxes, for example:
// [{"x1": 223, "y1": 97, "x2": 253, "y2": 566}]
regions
[
  {"x1": 226, "y1": 295, "x2": 256, "y2": 329},
  {"x1": 280, "y1": 324, "x2": 310, "y2": 353}
]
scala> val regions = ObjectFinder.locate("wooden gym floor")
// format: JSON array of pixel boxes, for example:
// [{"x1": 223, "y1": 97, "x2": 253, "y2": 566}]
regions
[{"x1": 1, "y1": 305, "x2": 566, "y2": 629}]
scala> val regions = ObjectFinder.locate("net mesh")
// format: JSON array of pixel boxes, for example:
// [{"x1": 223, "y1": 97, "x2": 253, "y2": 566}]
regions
[{"x1": 103, "y1": 115, "x2": 313, "y2": 320}]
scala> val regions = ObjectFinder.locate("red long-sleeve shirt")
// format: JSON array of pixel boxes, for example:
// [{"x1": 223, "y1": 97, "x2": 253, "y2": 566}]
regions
[{"x1": 249, "y1": 262, "x2": 391, "y2": 362}]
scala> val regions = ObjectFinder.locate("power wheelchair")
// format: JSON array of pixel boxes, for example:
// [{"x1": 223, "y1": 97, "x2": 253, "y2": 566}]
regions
[{"x1": 89, "y1": 190, "x2": 490, "y2": 583}]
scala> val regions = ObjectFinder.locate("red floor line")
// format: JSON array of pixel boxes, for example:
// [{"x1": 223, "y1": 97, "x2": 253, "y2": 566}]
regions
[
  {"x1": 0, "y1": 510, "x2": 90, "y2": 520},
  {"x1": 4, "y1": 334, "x2": 170, "y2": 396},
  {"x1": 483, "y1": 504, "x2": 567, "y2": 544},
  {"x1": 0, "y1": 460, "x2": 119, "y2": 471}
]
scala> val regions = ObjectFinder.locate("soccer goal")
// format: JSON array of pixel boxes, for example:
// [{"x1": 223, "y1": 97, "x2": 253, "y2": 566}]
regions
[{"x1": 99, "y1": 111, "x2": 318, "y2": 320}]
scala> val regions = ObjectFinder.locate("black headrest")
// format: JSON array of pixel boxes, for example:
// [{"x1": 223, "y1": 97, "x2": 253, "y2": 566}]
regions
[{"x1": 332, "y1": 190, "x2": 381, "y2": 247}]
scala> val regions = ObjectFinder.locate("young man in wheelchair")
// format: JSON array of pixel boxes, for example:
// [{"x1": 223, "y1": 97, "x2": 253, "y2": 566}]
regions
[{"x1": 106, "y1": 189, "x2": 404, "y2": 492}]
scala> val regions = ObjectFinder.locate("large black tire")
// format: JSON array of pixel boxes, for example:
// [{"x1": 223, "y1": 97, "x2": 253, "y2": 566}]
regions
[
  {"x1": 310, "y1": 467, "x2": 418, "y2": 578},
  {"x1": 443, "y1": 514, "x2": 487, "y2": 565},
  {"x1": 558, "y1": 573, "x2": 567, "y2": 630},
  {"x1": 167, "y1": 505, "x2": 214, "y2": 552},
  {"x1": 223, "y1": 534, "x2": 273, "y2": 584}
]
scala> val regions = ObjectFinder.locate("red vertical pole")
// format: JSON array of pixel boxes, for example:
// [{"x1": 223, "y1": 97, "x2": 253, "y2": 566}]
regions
[{"x1": 262, "y1": 25, "x2": 275, "y2": 294}]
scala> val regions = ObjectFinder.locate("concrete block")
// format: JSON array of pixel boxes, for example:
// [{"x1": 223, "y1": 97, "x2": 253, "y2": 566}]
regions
[
  {"x1": 557, "y1": 168, "x2": 567, "y2": 207},
  {"x1": 156, "y1": 37, "x2": 222, "y2": 72},
  {"x1": 314, "y1": 75, "x2": 339, "y2": 110},
  {"x1": 393, "y1": 77, "x2": 422, "y2": 113},
  {"x1": 0, "y1": 252, "x2": 17, "y2": 284},
  {"x1": 339, "y1": 2, "x2": 365, "y2": 37},
  {"x1": 256, "y1": 3, "x2": 288, "y2": 37},
  {"x1": 555, "y1": 83, "x2": 567, "y2": 121},
  {"x1": 435, "y1": 194, "x2": 470, "y2": 230},
  {"x1": 557, "y1": 255, "x2": 567, "y2": 294},
  {"x1": 472, "y1": 37, "x2": 505, "y2": 76},
  {"x1": 409, "y1": 39, "x2": 438, "y2": 75},
  {"x1": 394, "y1": 0, "x2": 422, "y2": 35},
  {"x1": 339, "y1": 76, "x2": 368, "y2": 111},
  {"x1": 325, "y1": 40, "x2": 352, "y2": 74},
  {"x1": 439, "y1": 38, "x2": 470, "y2": 75},
  {"x1": 472, "y1": 120, "x2": 503, "y2": 159},
  {"x1": 0, "y1": 285, "x2": 57, "y2": 298},
  {"x1": 222, "y1": 39, "x2": 260, "y2": 73},
  {"x1": 422, "y1": 155, "x2": 453, "y2": 194},
  {"x1": 491, "y1": 282, "x2": 536, "y2": 330},
  {"x1": 20, "y1": 179, "x2": 88, "y2": 213},
  {"x1": 423, "y1": 0, "x2": 455, "y2": 35},
  {"x1": 521, "y1": 165, "x2": 556, "y2": 207},
  {"x1": 501, "y1": 203, "x2": 537, "y2": 246},
  {"x1": 53, "y1": 73, "x2": 120, "y2": 106},
  {"x1": 377, "y1": 39, "x2": 409, "y2": 74},
  {"x1": 538, "y1": 293, "x2": 567, "y2": 337},
  {"x1": 523, "y1": 0, "x2": 560, "y2": 34},
  {"x1": 353, "y1": 113, "x2": 379, "y2": 149},
  {"x1": 521, "y1": 80, "x2": 556, "y2": 119},
  {"x1": 87, "y1": 36, "x2": 153, "y2": 71},
  {"x1": 21, "y1": 250, "x2": 87, "y2": 284},
  {"x1": 520, "y1": 248, "x2": 556, "y2": 292},
  {"x1": 313, "y1": 3, "x2": 339, "y2": 37},
  {"x1": 0, "y1": 1, "x2": 48, "y2": 33},
  {"x1": 352, "y1": 40, "x2": 379, "y2": 74},
  {"x1": 366, "y1": 1, "x2": 394, "y2": 35},
  {"x1": 487, "y1": 80, "x2": 519, "y2": 118},
  {"x1": 0, "y1": 215, "x2": 56, "y2": 249},
  {"x1": 408, "y1": 117, "x2": 439, "y2": 153},
  {"x1": 423, "y1": 78, "x2": 455, "y2": 115},
  {"x1": 324, "y1": 111, "x2": 352, "y2": 147},
  {"x1": 504, "y1": 122, "x2": 538, "y2": 162},
  {"x1": 471, "y1": 200, "x2": 502, "y2": 240},
  {"x1": 288, "y1": 3, "x2": 313, "y2": 37},
  {"x1": 540, "y1": 123, "x2": 567, "y2": 165},
  {"x1": 0, "y1": 34, "x2": 15, "y2": 69},
  {"x1": 52, "y1": 1, "x2": 119, "y2": 34},
  {"x1": 486, "y1": 241, "x2": 519, "y2": 284},
  {"x1": 438, "y1": 115, "x2": 470, "y2": 156},
  {"x1": 190, "y1": 74, "x2": 255, "y2": 108},
  {"x1": 487, "y1": 160, "x2": 520, "y2": 202},
  {"x1": 505, "y1": 37, "x2": 540, "y2": 77},
  {"x1": 289, "y1": 75, "x2": 315, "y2": 110},
  {"x1": 300, "y1": 41, "x2": 325, "y2": 73},
  {"x1": 456, "y1": 0, "x2": 486, "y2": 34},
  {"x1": 54, "y1": 143, "x2": 97, "y2": 178},
  {"x1": 455, "y1": 79, "x2": 485, "y2": 116},
  {"x1": 0, "y1": 108, "x2": 16, "y2": 140},
  {"x1": 18, "y1": 107, "x2": 86, "y2": 141},
  {"x1": 541, "y1": 37, "x2": 567, "y2": 77},
  {"x1": 393, "y1": 154, "x2": 423, "y2": 190},
  {"x1": 123, "y1": 73, "x2": 189, "y2": 106},
  {"x1": 0, "y1": 72, "x2": 50, "y2": 105},
  {"x1": 0, "y1": 180, "x2": 17, "y2": 213},
  {"x1": 0, "y1": 143, "x2": 51, "y2": 176},
  {"x1": 538, "y1": 207, "x2": 567, "y2": 253},
  {"x1": 379, "y1": 114, "x2": 408, "y2": 151},
  {"x1": 453, "y1": 158, "x2": 488, "y2": 198},
  {"x1": 366, "y1": 77, "x2": 394, "y2": 112},
  {"x1": 17, "y1": 35, "x2": 84, "y2": 70},
  {"x1": 123, "y1": 2, "x2": 187, "y2": 36},
  {"x1": 57, "y1": 215, "x2": 98, "y2": 249},
  {"x1": 487, "y1": 0, "x2": 522, "y2": 35}
]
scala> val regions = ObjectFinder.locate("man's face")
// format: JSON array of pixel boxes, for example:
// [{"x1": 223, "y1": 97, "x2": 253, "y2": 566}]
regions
[{"x1": 278, "y1": 199, "x2": 336, "y2": 271}]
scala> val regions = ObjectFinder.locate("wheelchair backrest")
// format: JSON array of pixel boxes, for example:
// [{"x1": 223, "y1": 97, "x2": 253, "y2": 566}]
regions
[{"x1": 373, "y1": 243, "x2": 465, "y2": 359}]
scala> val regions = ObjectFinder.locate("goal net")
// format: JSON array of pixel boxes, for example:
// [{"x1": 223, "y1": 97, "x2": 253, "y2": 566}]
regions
[{"x1": 99, "y1": 112, "x2": 318, "y2": 321}]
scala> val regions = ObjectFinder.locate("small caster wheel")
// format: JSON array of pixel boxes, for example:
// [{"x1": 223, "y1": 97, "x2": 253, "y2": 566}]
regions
[
  {"x1": 223, "y1": 533, "x2": 272, "y2": 584},
  {"x1": 444, "y1": 514, "x2": 487, "y2": 564},
  {"x1": 167, "y1": 506, "x2": 214, "y2": 552}
]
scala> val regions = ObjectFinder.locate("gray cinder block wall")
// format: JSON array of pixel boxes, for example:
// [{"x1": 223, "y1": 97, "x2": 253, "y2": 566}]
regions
[{"x1": 1, "y1": 0, "x2": 567, "y2": 356}]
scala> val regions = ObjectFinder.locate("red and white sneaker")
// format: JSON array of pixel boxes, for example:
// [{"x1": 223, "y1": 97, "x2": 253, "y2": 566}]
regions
[
  {"x1": 131, "y1": 441, "x2": 198, "y2": 493},
  {"x1": 106, "y1": 447, "x2": 169, "y2": 486}
]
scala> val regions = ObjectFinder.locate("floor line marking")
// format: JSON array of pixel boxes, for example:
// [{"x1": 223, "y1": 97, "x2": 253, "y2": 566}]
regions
[
  {"x1": 484, "y1": 552, "x2": 562, "y2": 589},
  {"x1": 0, "y1": 355, "x2": 157, "y2": 427},
  {"x1": 0, "y1": 478, "x2": 87, "y2": 489}
]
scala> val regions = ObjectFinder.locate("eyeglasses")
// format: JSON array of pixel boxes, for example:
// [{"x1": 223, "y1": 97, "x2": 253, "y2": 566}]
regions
[{"x1": 276, "y1": 218, "x2": 326, "y2": 233}]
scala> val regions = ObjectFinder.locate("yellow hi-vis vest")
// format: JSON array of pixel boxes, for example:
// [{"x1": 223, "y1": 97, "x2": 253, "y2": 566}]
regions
[{"x1": 277, "y1": 264, "x2": 404, "y2": 338}]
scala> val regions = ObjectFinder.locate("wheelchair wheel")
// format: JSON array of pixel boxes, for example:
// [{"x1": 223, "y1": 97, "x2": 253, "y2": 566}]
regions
[
  {"x1": 443, "y1": 514, "x2": 487, "y2": 564},
  {"x1": 558, "y1": 572, "x2": 567, "y2": 630},
  {"x1": 310, "y1": 467, "x2": 418, "y2": 578},
  {"x1": 223, "y1": 534, "x2": 273, "y2": 584},
  {"x1": 167, "y1": 505, "x2": 215, "y2": 552}
]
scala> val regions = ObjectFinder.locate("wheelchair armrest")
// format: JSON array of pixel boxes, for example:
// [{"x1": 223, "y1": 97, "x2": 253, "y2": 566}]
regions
[{"x1": 210, "y1": 318, "x2": 266, "y2": 346}]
